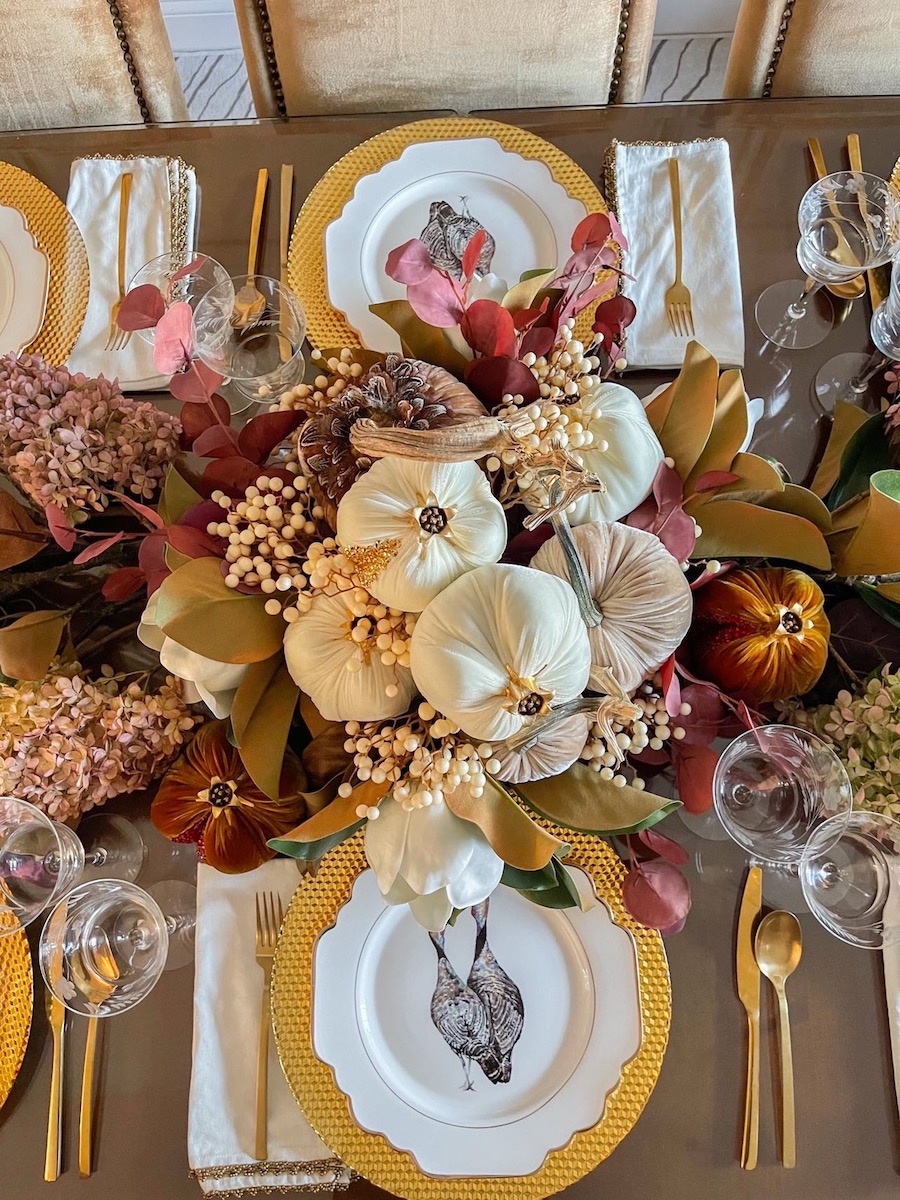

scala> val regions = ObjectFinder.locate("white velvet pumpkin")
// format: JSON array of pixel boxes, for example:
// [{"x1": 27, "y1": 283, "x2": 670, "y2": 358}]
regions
[
  {"x1": 409, "y1": 563, "x2": 591, "y2": 742},
  {"x1": 532, "y1": 521, "x2": 693, "y2": 693},
  {"x1": 283, "y1": 591, "x2": 415, "y2": 722},
  {"x1": 336, "y1": 457, "x2": 507, "y2": 612},
  {"x1": 493, "y1": 713, "x2": 590, "y2": 784},
  {"x1": 564, "y1": 382, "x2": 663, "y2": 525}
]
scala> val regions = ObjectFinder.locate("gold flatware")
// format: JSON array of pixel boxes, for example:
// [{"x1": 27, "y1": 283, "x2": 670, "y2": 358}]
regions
[
  {"x1": 756, "y1": 910, "x2": 802, "y2": 1169},
  {"x1": 255, "y1": 890, "x2": 284, "y2": 1162},
  {"x1": 233, "y1": 169, "x2": 269, "y2": 328},
  {"x1": 71, "y1": 932, "x2": 119, "y2": 1177},
  {"x1": 847, "y1": 133, "x2": 888, "y2": 311},
  {"x1": 664, "y1": 157, "x2": 694, "y2": 337},
  {"x1": 44, "y1": 900, "x2": 69, "y2": 1182},
  {"x1": 279, "y1": 164, "x2": 294, "y2": 362},
  {"x1": 105, "y1": 172, "x2": 133, "y2": 351},
  {"x1": 806, "y1": 138, "x2": 866, "y2": 302},
  {"x1": 736, "y1": 865, "x2": 762, "y2": 1170}
]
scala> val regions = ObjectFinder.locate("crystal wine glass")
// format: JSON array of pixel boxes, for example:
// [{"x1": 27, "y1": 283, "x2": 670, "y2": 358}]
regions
[
  {"x1": 129, "y1": 251, "x2": 231, "y2": 347},
  {"x1": 0, "y1": 797, "x2": 83, "y2": 935},
  {"x1": 39, "y1": 879, "x2": 169, "y2": 1016},
  {"x1": 193, "y1": 275, "x2": 307, "y2": 404},
  {"x1": 800, "y1": 811, "x2": 900, "y2": 949},
  {"x1": 756, "y1": 172, "x2": 900, "y2": 350}
]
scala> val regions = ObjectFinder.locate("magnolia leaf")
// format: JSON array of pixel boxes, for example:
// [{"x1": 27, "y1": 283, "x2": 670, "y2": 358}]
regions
[
  {"x1": 513, "y1": 857, "x2": 586, "y2": 911},
  {"x1": 158, "y1": 467, "x2": 203, "y2": 526},
  {"x1": 231, "y1": 656, "x2": 300, "y2": 799},
  {"x1": 0, "y1": 491, "x2": 48, "y2": 568},
  {"x1": 691, "y1": 499, "x2": 832, "y2": 569},
  {"x1": 444, "y1": 775, "x2": 565, "y2": 871},
  {"x1": 299, "y1": 691, "x2": 331, "y2": 738},
  {"x1": 514, "y1": 761, "x2": 679, "y2": 835},
  {"x1": 501, "y1": 269, "x2": 556, "y2": 315},
  {"x1": 271, "y1": 779, "x2": 389, "y2": 849},
  {"x1": 154, "y1": 556, "x2": 285, "y2": 663},
  {"x1": 500, "y1": 860, "x2": 565, "y2": 893},
  {"x1": 645, "y1": 341, "x2": 719, "y2": 481},
  {"x1": 269, "y1": 820, "x2": 364, "y2": 863},
  {"x1": 834, "y1": 470, "x2": 900, "y2": 585},
  {"x1": 759, "y1": 483, "x2": 832, "y2": 532},
  {"x1": 164, "y1": 543, "x2": 191, "y2": 574},
  {"x1": 369, "y1": 300, "x2": 469, "y2": 373},
  {"x1": 828, "y1": 412, "x2": 893, "y2": 511},
  {"x1": 683, "y1": 368, "x2": 748, "y2": 492},
  {"x1": 0, "y1": 610, "x2": 66, "y2": 680},
  {"x1": 623, "y1": 859, "x2": 691, "y2": 930},
  {"x1": 713, "y1": 451, "x2": 785, "y2": 496},
  {"x1": 809, "y1": 401, "x2": 870, "y2": 499},
  {"x1": 302, "y1": 724, "x2": 352, "y2": 789}
]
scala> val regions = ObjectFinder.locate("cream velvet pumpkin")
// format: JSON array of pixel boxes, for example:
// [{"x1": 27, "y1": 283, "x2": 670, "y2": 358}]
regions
[
  {"x1": 532, "y1": 521, "x2": 692, "y2": 693},
  {"x1": 336, "y1": 457, "x2": 507, "y2": 612},
  {"x1": 563, "y1": 382, "x2": 663, "y2": 525},
  {"x1": 409, "y1": 562, "x2": 591, "y2": 742},
  {"x1": 493, "y1": 713, "x2": 590, "y2": 784},
  {"x1": 283, "y1": 591, "x2": 415, "y2": 722}
]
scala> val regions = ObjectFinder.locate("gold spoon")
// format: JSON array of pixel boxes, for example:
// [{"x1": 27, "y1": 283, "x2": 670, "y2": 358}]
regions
[
  {"x1": 807, "y1": 138, "x2": 866, "y2": 301},
  {"x1": 70, "y1": 933, "x2": 120, "y2": 1177},
  {"x1": 232, "y1": 168, "x2": 269, "y2": 328},
  {"x1": 755, "y1": 910, "x2": 803, "y2": 1169}
]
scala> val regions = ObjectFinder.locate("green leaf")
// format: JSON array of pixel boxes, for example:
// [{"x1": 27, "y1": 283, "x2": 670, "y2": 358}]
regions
[
  {"x1": 512, "y1": 858, "x2": 584, "y2": 910},
  {"x1": 500, "y1": 859, "x2": 568, "y2": 893},
  {"x1": 231, "y1": 656, "x2": 300, "y2": 799},
  {"x1": 518, "y1": 267, "x2": 554, "y2": 283},
  {"x1": 269, "y1": 820, "x2": 364, "y2": 863},
  {"x1": 857, "y1": 583, "x2": 900, "y2": 628},
  {"x1": 0, "y1": 609, "x2": 66, "y2": 680},
  {"x1": 827, "y1": 413, "x2": 892, "y2": 511},
  {"x1": 158, "y1": 465, "x2": 203, "y2": 525},
  {"x1": 513, "y1": 761, "x2": 680, "y2": 835}
]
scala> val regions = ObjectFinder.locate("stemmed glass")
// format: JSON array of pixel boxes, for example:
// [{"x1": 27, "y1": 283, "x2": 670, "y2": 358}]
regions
[
  {"x1": 129, "y1": 251, "x2": 231, "y2": 347},
  {"x1": 756, "y1": 172, "x2": 900, "y2": 351}
]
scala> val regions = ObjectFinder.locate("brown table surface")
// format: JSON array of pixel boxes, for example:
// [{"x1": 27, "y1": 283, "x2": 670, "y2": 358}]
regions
[{"x1": 2, "y1": 97, "x2": 900, "y2": 1200}]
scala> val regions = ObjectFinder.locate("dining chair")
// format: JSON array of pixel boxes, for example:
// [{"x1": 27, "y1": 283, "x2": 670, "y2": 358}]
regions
[
  {"x1": 0, "y1": 0, "x2": 187, "y2": 131},
  {"x1": 723, "y1": 0, "x2": 898, "y2": 98},
  {"x1": 232, "y1": 0, "x2": 658, "y2": 117}
]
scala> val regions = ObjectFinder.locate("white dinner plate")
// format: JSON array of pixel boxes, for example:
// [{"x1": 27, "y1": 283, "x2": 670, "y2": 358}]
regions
[
  {"x1": 324, "y1": 138, "x2": 588, "y2": 352},
  {"x1": 312, "y1": 868, "x2": 642, "y2": 1178},
  {"x1": 0, "y1": 204, "x2": 49, "y2": 354}
]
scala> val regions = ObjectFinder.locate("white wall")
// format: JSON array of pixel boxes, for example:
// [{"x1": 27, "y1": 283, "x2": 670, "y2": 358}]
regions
[
  {"x1": 655, "y1": 0, "x2": 742, "y2": 35},
  {"x1": 161, "y1": 0, "x2": 241, "y2": 53}
]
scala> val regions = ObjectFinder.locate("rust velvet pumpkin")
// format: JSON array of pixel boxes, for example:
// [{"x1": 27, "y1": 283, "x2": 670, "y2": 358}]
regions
[
  {"x1": 151, "y1": 721, "x2": 307, "y2": 873},
  {"x1": 690, "y1": 568, "x2": 829, "y2": 704}
]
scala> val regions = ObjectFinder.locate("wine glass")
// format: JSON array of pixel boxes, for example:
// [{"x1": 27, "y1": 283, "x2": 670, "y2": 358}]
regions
[
  {"x1": 756, "y1": 172, "x2": 900, "y2": 350},
  {"x1": 128, "y1": 251, "x2": 231, "y2": 347},
  {"x1": 0, "y1": 798, "x2": 82, "y2": 935},
  {"x1": 146, "y1": 879, "x2": 196, "y2": 971},
  {"x1": 193, "y1": 275, "x2": 307, "y2": 404},
  {"x1": 814, "y1": 251, "x2": 900, "y2": 412},
  {"x1": 800, "y1": 811, "x2": 900, "y2": 949},
  {"x1": 39, "y1": 880, "x2": 169, "y2": 1016}
]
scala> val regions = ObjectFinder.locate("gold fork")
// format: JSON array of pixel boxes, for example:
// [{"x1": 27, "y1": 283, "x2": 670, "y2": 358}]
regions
[
  {"x1": 664, "y1": 157, "x2": 694, "y2": 338},
  {"x1": 105, "y1": 172, "x2": 133, "y2": 351},
  {"x1": 255, "y1": 891, "x2": 284, "y2": 1162}
]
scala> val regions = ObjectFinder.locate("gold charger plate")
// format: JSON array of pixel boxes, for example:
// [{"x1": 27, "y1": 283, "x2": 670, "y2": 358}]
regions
[
  {"x1": 0, "y1": 161, "x2": 89, "y2": 363},
  {"x1": 0, "y1": 921, "x2": 33, "y2": 1110},
  {"x1": 289, "y1": 116, "x2": 608, "y2": 352},
  {"x1": 272, "y1": 829, "x2": 670, "y2": 1200}
]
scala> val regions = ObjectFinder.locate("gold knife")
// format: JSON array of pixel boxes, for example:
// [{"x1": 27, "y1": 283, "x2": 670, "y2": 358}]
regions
[
  {"x1": 737, "y1": 865, "x2": 762, "y2": 1170},
  {"x1": 44, "y1": 901, "x2": 69, "y2": 1181},
  {"x1": 847, "y1": 133, "x2": 888, "y2": 311},
  {"x1": 279, "y1": 163, "x2": 294, "y2": 363}
]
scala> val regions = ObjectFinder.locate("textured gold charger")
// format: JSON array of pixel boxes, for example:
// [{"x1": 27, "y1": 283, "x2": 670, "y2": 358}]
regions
[
  {"x1": 272, "y1": 830, "x2": 670, "y2": 1200},
  {"x1": 0, "y1": 920, "x2": 33, "y2": 1111},
  {"x1": 289, "y1": 116, "x2": 608, "y2": 352},
  {"x1": 0, "y1": 161, "x2": 89, "y2": 363}
]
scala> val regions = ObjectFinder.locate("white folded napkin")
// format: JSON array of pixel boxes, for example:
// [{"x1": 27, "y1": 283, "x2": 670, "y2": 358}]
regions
[
  {"x1": 882, "y1": 869, "x2": 900, "y2": 1133},
  {"x1": 65, "y1": 155, "x2": 198, "y2": 390},
  {"x1": 189, "y1": 861, "x2": 351, "y2": 1196},
  {"x1": 610, "y1": 138, "x2": 744, "y2": 370}
]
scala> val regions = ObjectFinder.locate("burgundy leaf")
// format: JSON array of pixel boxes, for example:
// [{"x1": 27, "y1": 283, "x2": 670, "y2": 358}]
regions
[
  {"x1": 407, "y1": 273, "x2": 465, "y2": 328},
  {"x1": 44, "y1": 502, "x2": 76, "y2": 551},
  {"x1": 192, "y1": 423, "x2": 242, "y2": 459},
  {"x1": 652, "y1": 462, "x2": 685, "y2": 513},
  {"x1": 673, "y1": 742, "x2": 719, "y2": 813},
  {"x1": 571, "y1": 212, "x2": 612, "y2": 253},
  {"x1": 73, "y1": 531, "x2": 126, "y2": 565},
  {"x1": 464, "y1": 355, "x2": 541, "y2": 407},
  {"x1": 693, "y1": 470, "x2": 741, "y2": 493},
  {"x1": 659, "y1": 654, "x2": 682, "y2": 718},
  {"x1": 461, "y1": 230, "x2": 487, "y2": 282},
  {"x1": 622, "y1": 859, "x2": 691, "y2": 930},
  {"x1": 138, "y1": 530, "x2": 169, "y2": 595},
  {"x1": 116, "y1": 284, "x2": 166, "y2": 331},
  {"x1": 166, "y1": 524, "x2": 224, "y2": 559},
  {"x1": 197, "y1": 457, "x2": 296, "y2": 499},
  {"x1": 385, "y1": 239, "x2": 434, "y2": 286},
  {"x1": 170, "y1": 361, "x2": 225, "y2": 404},
  {"x1": 502, "y1": 523, "x2": 554, "y2": 566},
  {"x1": 178, "y1": 500, "x2": 225, "y2": 532},
  {"x1": 637, "y1": 827, "x2": 690, "y2": 866},
  {"x1": 513, "y1": 295, "x2": 550, "y2": 333},
  {"x1": 238, "y1": 409, "x2": 305, "y2": 464},
  {"x1": 593, "y1": 295, "x2": 637, "y2": 353},
  {"x1": 106, "y1": 491, "x2": 165, "y2": 529},
  {"x1": 677, "y1": 682, "x2": 728, "y2": 745},
  {"x1": 459, "y1": 300, "x2": 517, "y2": 359},
  {"x1": 102, "y1": 566, "x2": 145, "y2": 602},
  {"x1": 180, "y1": 393, "x2": 233, "y2": 447},
  {"x1": 169, "y1": 255, "x2": 209, "y2": 286},
  {"x1": 519, "y1": 325, "x2": 555, "y2": 359}
]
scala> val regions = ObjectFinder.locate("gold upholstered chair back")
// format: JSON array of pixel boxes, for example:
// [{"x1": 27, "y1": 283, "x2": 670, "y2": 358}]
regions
[
  {"x1": 724, "y1": 0, "x2": 899, "y2": 98},
  {"x1": 233, "y1": 0, "x2": 658, "y2": 117},
  {"x1": 0, "y1": 1, "x2": 187, "y2": 131}
]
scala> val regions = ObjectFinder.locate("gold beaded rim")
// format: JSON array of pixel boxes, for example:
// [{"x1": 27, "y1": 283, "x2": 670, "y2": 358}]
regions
[
  {"x1": 272, "y1": 829, "x2": 670, "y2": 1200},
  {"x1": 0, "y1": 924, "x2": 33, "y2": 1110},
  {"x1": 289, "y1": 116, "x2": 608, "y2": 353},
  {"x1": 0, "y1": 161, "x2": 89, "y2": 364}
]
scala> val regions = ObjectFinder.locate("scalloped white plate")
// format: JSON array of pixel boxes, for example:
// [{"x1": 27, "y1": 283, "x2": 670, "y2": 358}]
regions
[
  {"x1": 324, "y1": 138, "x2": 587, "y2": 352},
  {"x1": 0, "y1": 204, "x2": 49, "y2": 354},
  {"x1": 312, "y1": 868, "x2": 641, "y2": 1177}
]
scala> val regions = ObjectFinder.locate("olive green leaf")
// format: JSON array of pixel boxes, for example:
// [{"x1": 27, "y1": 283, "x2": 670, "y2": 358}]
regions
[
  {"x1": 809, "y1": 401, "x2": 870, "y2": 499},
  {"x1": 644, "y1": 340, "x2": 719, "y2": 482},
  {"x1": 158, "y1": 466, "x2": 203, "y2": 526},
  {"x1": 231, "y1": 655, "x2": 300, "y2": 799},
  {"x1": 828, "y1": 412, "x2": 892, "y2": 511},
  {"x1": 513, "y1": 761, "x2": 679, "y2": 835}
]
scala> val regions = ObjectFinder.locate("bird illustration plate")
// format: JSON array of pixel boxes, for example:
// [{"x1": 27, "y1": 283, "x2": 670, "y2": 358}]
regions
[
  {"x1": 273, "y1": 830, "x2": 670, "y2": 1198},
  {"x1": 0, "y1": 203, "x2": 49, "y2": 355}
]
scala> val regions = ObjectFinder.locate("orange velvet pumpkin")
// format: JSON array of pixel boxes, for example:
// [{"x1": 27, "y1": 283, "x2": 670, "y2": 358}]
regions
[
  {"x1": 151, "y1": 721, "x2": 307, "y2": 873},
  {"x1": 691, "y1": 568, "x2": 829, "y2": 704}
]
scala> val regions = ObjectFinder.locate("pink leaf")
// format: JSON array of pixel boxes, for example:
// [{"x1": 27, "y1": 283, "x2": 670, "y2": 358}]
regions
[
  {"x1": 694, "y1": 470, "x2": 741, "y2": 493},
  {"x1": 737, "y1": 700, "x2": 758, "y2": 731},
  {"x1": 152, "y1": 302, "x2": 195, "y2": 375},
  {"x1": 562, "y1": 277, "x2": 619, "y2": 326},
  {"x1": 180, "y1": 393, "x2": 233, "y2": 447},
  {"x1": 673, "y1": 742, "x2": 719, "y2": 813},
  {"x1": 170, "y1": 362, "x2": 225, "y2": 404},
  {"x1": 385, "y1": 238, "x2": 435, "y2": 286},
  {"x1": 622, "y1": 859, "x2": 691, "y2": 931},
  {"x1": 571, "y1": 212, "x2": 612, "y2": 253},
  {"x1": 659, "y1": 654, "x2": 682, "y2": 718},
  {"x1": 169, "y1": 255, "x2": 209, "y2": 286},
  {"x1": 459, "y1": 300, "x2": 517, "y2": 359},
  {"x1": 659, "y1": 915, "x2": 688, "y2": 936},
  {"x1": 116, "y1": 284, "x2": 166, "y2": 331},
  {"x1": 44, "y1": 503, "x2": 76, "y2": 551},
  {"x1": 637, "y1": 827, "x2": 689, "y2": 866},
  {"x1": 73, "y1": 531, "x2": 126, "y2": 565},
  {"x1": 406, "y1": 273, "x2": 465, "y2": 328},
  {"x1": 677, "y1": 682, "x2": 728, "y2": 745},
  {"x1": 106, "y1": 491, "x2": 165, "y2": 529},
  {"x1": 238, "y1": 410, "x2": 305, "y2": 464},
  {"x1": 461, "y1": 230, "x2": 487, "y2": 282},
  {"x1": 464, "y1": 355, "x2": 541, "y2": 407},
  {"x1": 166, "y1": 524, "x2": 224, "y2": 559},
  {"x1": 608, "y1": 211, "x2": 628, "y2": 253},
  {"x1": 102, "y1": 566, "x2": 145, "y2": 602},
  {"x1": 192, "y1": 423, "x2": 241, "y2": 459}
]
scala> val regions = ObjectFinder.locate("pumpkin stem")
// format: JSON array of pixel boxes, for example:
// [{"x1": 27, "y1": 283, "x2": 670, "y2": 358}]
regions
[{"x1": 545, "y1": 482, "x2": 604, "y2": 629}]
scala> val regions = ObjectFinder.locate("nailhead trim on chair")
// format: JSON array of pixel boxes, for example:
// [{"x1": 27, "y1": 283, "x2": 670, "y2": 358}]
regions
[
  {"x1": 763, "y1": 0, "x2": 798, "y2": 97},
  {"x1": 255, "y1": 0, "x2": 288, "y2": 118},
  {"x1": 105, "y1": 0, "x2": 151, "y2": 122},
  {"x1": 608, "y1": 0, "x2": 632, "y2": 103}
]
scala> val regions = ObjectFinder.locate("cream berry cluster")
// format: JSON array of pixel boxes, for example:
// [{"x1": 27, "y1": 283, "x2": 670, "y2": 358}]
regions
[{"x1": 581, "y1": 673, "x2": 693, "y2": 787}]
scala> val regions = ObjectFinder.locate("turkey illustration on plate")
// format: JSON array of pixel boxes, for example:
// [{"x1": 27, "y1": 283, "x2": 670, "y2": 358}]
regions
[{"x1": 419, "y1": 199, "x2": 496, "y2": 278}]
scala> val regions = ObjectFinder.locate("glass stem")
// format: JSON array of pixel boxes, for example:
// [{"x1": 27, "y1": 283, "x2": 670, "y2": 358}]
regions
[
  {"x1": 85, "y1": 847, "x2": 107, "y2": 868},
  {"x1": 787, "y1": 277, "x2": 822, "y2": 320},
  {"x1": 849, "y1": 352, "x2": 890, "y2": 394}
]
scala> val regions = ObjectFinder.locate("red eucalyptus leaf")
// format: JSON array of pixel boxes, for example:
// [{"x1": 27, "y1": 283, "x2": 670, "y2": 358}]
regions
[
  {"x1": 106, "y1": 491, "x2": 165, "y2": 529},
  {"x1": 460, "y1": 300, "x2": 517, "y2": 359},
  {"x1": 385, "y1": 239, "x2": 434, "y2": 286},
  {"x1": 192, "y1": 423, "x2": 242, "y2": 459},
  {"x1": 677, "y1": 682, "x2": 728, "y2": 745},
  {"x1": 102, "y1": 566, "x2": 145, "y2": 602},
  {"x1": 464, "y1": 355, "x2": 541, "y2": 407},
  {"x1": 461, "y1": 230, "x2": 487, "y2": 282},
  {"x1": 44, "y1": 503, "x2": 76, "y2": 551},
  {"x1": 407, "y1": 273, "x2": 465, "y2": 328},
  {"x1": 138, "y1": 530, "x2": 169, "y2": 596},
  {"x1": 673, "y1": 742, "x2": 719, "y2": 813},
  {"x1": 199, "y1": 458, "x2": 294, "y2": 499},
  {"x1": 166, "y1": 524, "x2": 225, "y2": 559},
  {"x1": 237, "y1": 409, "x2": 305, "y2": 464},
  {"x1": 169, "y1": 255, "x2": 208, "y2": 286},
  {"x1": 622, "y1": 859, "x2": 691, "y2": 930},
  {"x1": 519, "y1": 325, "x2": 555, "y2": 359},
  {"x1": 180, "y1": 393, "x2": 232, "y2": 446},
  {"x1": 593, "y1": 295, "x2": 637, "y2": 352},
  {"x1": 73, "y1": 531, "x2": 126, "y2": 565},
  {"x1": 116, "y1": 284, "x2": 166, "y2": 331},
  {"x1": 637, "y1": 827, "x2": 689, "y2": 866},
  {"x1": 571, "y1": 212, "x2": 612, "y2": 253},
  {"x1": 694, "y1": 470, "x2": 742, "y2": 493},
  {"x1": 170, "y1": 362, "x2": 225, "y2": 404}
]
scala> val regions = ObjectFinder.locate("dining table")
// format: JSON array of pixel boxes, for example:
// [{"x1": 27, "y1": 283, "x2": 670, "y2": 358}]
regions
[{"x1": 1, "y1": 94, "x2": 899, "y2": 1200}]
